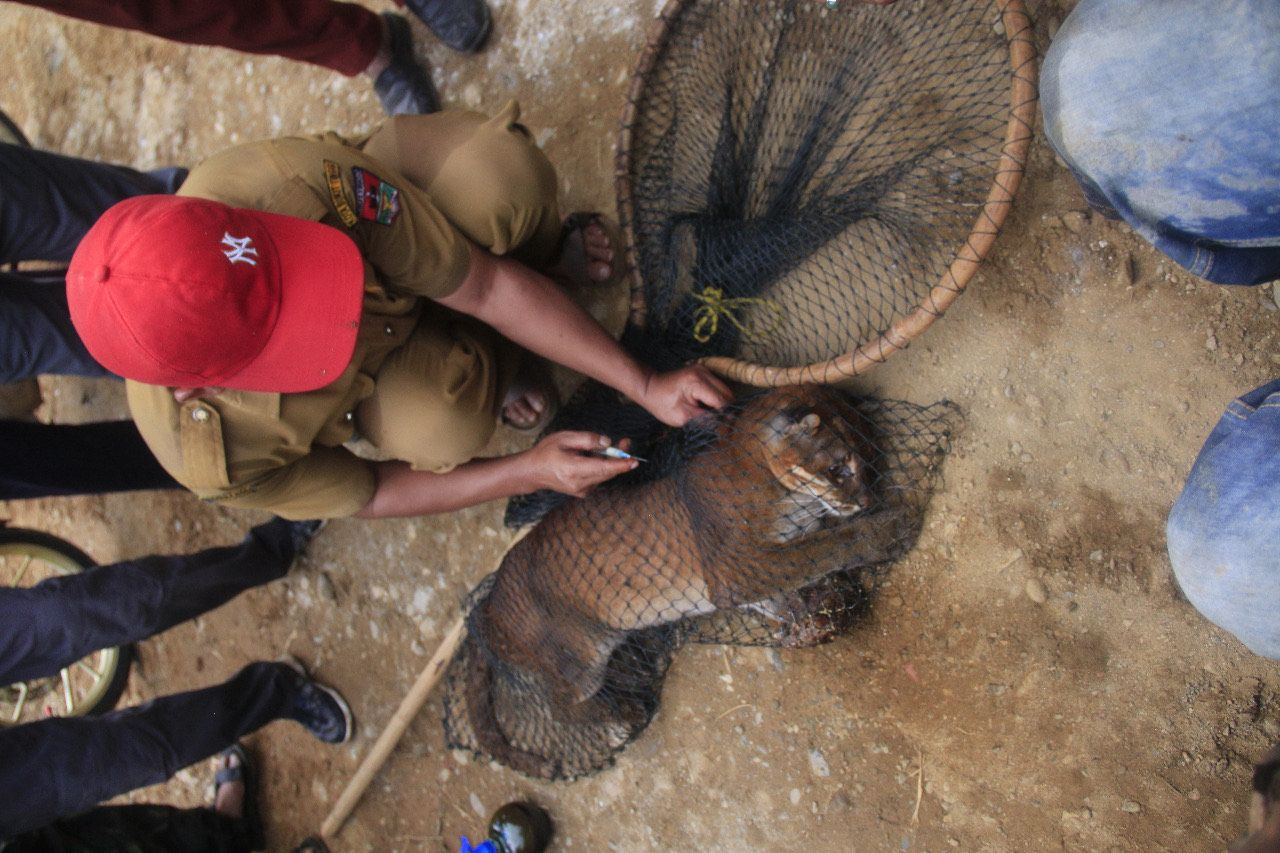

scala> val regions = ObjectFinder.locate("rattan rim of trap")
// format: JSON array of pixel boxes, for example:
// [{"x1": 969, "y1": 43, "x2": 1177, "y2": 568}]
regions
[{"x1": 614, "y1": 0, "x2": 1039, "y2": 387}]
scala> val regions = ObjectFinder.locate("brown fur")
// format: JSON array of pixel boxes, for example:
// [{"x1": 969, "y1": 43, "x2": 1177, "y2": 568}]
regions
[{"x1": 463, "y1": 385, "x2": 899, "y2": 775}]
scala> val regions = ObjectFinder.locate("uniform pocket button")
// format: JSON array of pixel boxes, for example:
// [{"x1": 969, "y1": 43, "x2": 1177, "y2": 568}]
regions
[
  {"x1": 384, "y1": 324, "x2": 395, "y2": 336},
  {"x1": 191, "y1": 407, "x2": 210, "y2": 423}
]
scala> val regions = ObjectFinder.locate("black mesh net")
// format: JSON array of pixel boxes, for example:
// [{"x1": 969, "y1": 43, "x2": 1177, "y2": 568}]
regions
[
  {"x1": 438, "y1": 0, "x2": 1016, "y2": 780},
  {"x1": 618, "y1": 0, "x2": 1023, "y2": 372},
  {"x1": 444, "y1": 383, "x2": 957, "y2": 779}
]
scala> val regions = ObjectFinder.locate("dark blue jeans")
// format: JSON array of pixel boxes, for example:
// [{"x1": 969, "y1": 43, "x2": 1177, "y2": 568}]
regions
[
  {"x1": 0, "y1": 141, "x2": 185, "y2": 382},
  {"x1": 1167, "y1": 379, "x2": 1280, "y2": 659},
  {"x1": 0, "y1": 143, "x2": 185, "y2": 498},
  {"x1": 0, "y1": 419, "x2": 177, "y2": 500},
  {"x1": 3, "y1": 803, "x2": 247, "y2": 852},
  {"x1": 0, "y1": 144, "x2": 184, "y2": 380},
  {"x1": 0, "y1": 143, "x2": 185, "y2": 265},
  {"x1": 0, "y1": 518, "x2": 294, "y2": 685},
  {"x1": 0, "y1": 662, "x2": 307, "y2": 839},
  {"x1": 1041, "y1": 0, "x2": 1280, "y2": 285},
  {"x1": 0, "y1": 271, "x2": 106, "y2": 382},
  {"x1": 0, "y1": 519, "x2": 301, "y2": 837}
]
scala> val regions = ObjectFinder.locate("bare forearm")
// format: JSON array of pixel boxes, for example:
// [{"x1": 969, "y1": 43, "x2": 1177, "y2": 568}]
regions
[
  {"x1": 353, "y1": 431, "x2": 636, "y2": 519},
  {"x1": 498, "y1": 265, "x2": 652, "y2": 399},
  {"x1": 354, "y1": 455, "x2": 534, "y2": 519},
  {"x1": 441, "y1": 249, "x2": 654, "y2": 403},
  {"x1": 438, "y1": 245, "x2": 733, "y2": 426}
]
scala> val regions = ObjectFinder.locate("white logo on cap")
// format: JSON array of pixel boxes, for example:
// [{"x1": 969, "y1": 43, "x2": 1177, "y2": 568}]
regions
[{"x1": 221, "y1": 233, "x2": 258, "y2": 266}]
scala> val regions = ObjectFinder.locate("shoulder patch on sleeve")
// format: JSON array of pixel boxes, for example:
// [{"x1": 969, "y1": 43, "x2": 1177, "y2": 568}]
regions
[
  {"x1": 352, "y1": 166, "x2": 401, "y2": 225},
  {"x1": 324, "y1": 160, "x2": 358, "y2": 227}
]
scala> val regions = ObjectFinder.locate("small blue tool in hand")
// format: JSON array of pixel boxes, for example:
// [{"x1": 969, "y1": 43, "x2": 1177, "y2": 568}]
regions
[{"x1": 598, "y1": 446, "x2": 647, "y2": 463}]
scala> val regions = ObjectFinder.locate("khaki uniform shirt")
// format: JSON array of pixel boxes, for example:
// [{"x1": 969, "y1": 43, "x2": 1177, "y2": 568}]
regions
[{"x1": 128, "y1": 132, "x2": 472, "y2": 519}]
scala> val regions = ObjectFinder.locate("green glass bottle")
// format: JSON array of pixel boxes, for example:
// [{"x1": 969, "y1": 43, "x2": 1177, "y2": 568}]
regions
[{"x1": 487, "y1": 801, "x2": 554, "y2": 853}]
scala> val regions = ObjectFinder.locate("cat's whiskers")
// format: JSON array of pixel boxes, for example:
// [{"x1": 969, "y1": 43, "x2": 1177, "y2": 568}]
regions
[{"x1": 797, "y1": 482, "x2": 839, "y2": 515}]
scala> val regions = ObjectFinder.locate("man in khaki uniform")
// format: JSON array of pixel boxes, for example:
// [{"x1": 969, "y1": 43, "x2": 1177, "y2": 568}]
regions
[{"x1": 66, "y1": 103, "x2": 731, "y2": 519}]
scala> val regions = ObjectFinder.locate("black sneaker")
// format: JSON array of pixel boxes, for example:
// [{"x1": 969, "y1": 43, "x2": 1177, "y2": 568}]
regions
[
  {"x1": 285, "y1": 519, "x2": 327, "y2": 557},
  {"x1": 281, "y1": 660, "x2": 354, "y2": 745},
  {"x1": 404, "y1": 0, "x2": 491, "y2": 53},
  {"x1": 373, "y1": 12, "x2": 440, "y2": 115}
]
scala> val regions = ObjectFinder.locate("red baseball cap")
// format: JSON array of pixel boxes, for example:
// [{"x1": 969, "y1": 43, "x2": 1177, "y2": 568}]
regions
[{"x1": 67, "y1": 195, "x2": 365, "y2": 393}]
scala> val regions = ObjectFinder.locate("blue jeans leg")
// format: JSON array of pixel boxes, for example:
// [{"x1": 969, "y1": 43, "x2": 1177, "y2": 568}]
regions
[
  {"x1": 1167, "y1": 379, "x2": 1280, "y2": 658},
  {"x1": 0, "y1": 142, "x2": 185, "y2": 264},
  {"x1": 0, "y1": 271, "x2": 110, "y2": 381},
  {"x1": 0, "y1": 519, "x2": 296, "y2": 685},
  {"x1": 1040, "y1": 0, "x2": 1280, "y2": 285},
  {"x1": 0, "y1": 418, "x2": 178, "y2": 499},
  {"x1": 0, "y1": 662, "x2": 303, "y2": 838}
]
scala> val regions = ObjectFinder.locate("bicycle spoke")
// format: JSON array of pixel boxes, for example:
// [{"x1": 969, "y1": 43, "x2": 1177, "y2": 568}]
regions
[
  {"x1": 10, "y1": 554, "x2": 33, "y2": 586},
  {"x1": 76, "y1": 659, "x2": 104, "y2": 680},
  {"x1": 9, "y1": 683, "x2": 28, "y2": 723},
  {"x1": 0, "y1": 534, "x2": 122, "y2": 725},
  {"x1": 61, "y1": 668, "x2": 74, "y2": 714}
]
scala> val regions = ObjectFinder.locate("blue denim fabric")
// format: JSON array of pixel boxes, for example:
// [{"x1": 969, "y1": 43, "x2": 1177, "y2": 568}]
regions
[
  {"x1": 0, "y1": 144, "x2": 186, "y2": 382},
  {"x1": 0, "y1": 143, "x2": 186, "y2": 264},
  {"x1": 0, "y1": 662, "x2": 303, "y2": 838},
  {"x1": 1167, "y1": 379, "x2": 1280, "y2": 659},
  {"x1": 1041, "y1": 0, "x2": 1280, "y2": 285},
  {"x1": 0, "y1": 518, "x2": 295, "y2": 685},
  {"x1": 0, "y1": 271, "x2": 109, "y2": 381},
  {"x1": 0, "y1": 419, "x2": 177, "y2": 499}
]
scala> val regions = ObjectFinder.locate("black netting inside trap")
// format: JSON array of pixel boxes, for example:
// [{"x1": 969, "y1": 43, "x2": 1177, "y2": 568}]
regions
[
  {"x1": 444, "y1": 384, "x2": 957, "y2": 779},
  {"x1": 621, "y1": 0, "x2": 1014, "y2": 368}
]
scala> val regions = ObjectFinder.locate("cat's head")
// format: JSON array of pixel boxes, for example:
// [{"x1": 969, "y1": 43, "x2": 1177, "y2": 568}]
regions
[{"x1": 750, "y1": 386, "x2": 876, "y2": 517}]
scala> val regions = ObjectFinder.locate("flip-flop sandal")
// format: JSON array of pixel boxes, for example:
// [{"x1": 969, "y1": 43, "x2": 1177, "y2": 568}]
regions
[
  {"x1": 215, "y1": 744, "x2": 265, "y2": 851},
  {"x1": 500, "y1": 356, "x2": 559, "y2": 433}
]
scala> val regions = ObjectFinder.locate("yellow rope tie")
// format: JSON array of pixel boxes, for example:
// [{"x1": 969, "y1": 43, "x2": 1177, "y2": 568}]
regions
[{"x1": 690, "y1": 287, "x2": 785, "y2": 345}]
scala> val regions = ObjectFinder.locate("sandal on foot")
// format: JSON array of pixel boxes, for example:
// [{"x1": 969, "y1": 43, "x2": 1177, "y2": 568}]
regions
[{"x1": 215, "y1": 744, "x2": 265, "y2": 851}]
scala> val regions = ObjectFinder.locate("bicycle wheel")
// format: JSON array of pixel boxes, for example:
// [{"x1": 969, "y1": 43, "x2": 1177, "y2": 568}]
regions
[{"x1": 0, "y1": 527, "x2": 131, "y2": 725}]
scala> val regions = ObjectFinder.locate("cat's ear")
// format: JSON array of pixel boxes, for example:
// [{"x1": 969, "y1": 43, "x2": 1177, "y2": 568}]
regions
[{"x1": 784, "y1": 412, "x2": 821, "y2": 436}]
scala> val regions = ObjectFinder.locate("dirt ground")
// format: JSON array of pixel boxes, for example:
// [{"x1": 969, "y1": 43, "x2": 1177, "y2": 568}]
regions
[{"x1": 2, "y1": 0, "x2": 1278, "y2": 850}]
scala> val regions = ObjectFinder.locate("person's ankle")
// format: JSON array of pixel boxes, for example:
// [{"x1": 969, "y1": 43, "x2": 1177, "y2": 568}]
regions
[
  {"x1": 212, "y1": 746, "x2": 247, "y2": 820},
  {"x1": 362, "y1": 15, "x2": 393, "y2": 79}
]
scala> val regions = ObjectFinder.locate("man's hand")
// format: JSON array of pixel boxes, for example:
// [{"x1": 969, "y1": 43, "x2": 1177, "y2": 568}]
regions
[
  {"x1": 522, "y1": 432, "x2": 638, "y2": 497},
  {"x1": 637, "y1": 364, "x2": 733, "y2": 427}
]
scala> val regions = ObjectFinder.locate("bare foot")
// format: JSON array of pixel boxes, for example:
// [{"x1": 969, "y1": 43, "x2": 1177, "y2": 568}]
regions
[
  {"x1": 501, "y1": 359, "x2": 557, "y2": 431},
  {"x1": 501, "y1": 385, "x2": 550, "y2": 430},
  {"x1": 553, "y1": 214, "x2": 616, "y2": 284}
]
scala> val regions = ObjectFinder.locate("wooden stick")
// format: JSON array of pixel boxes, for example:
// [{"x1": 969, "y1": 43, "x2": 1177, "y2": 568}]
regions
[
  {"x1": 322, "y1": 528, "x2": 533, "y2": 842},
  {"x1": 320, "y1": 614, "x2": 468, "y2": 841}
]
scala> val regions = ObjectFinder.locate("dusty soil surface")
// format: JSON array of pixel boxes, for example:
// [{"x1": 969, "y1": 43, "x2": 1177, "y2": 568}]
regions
[{"x1": 2, "y1": 0, "x2": 1278, "y2": 850}]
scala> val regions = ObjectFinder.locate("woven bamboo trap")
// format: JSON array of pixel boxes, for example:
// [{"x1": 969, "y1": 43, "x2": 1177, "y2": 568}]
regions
[{"x1": 615, "y1": 0, "x2": 1037, "y2": 385}]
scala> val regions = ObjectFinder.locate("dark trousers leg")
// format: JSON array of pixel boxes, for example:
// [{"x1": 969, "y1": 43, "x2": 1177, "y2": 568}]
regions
[
  {"x1": 0, "y1": 419, "x2": 178, "y2": 499},
  {"x1": 0, "y1": 519, "x2": 296, "y2": 684},
  {"x1": 13, "y1": 0, "x2": 382, "y2": 77},
  {"x1": 4, "y1": 804, "x2": 248, "y2": 853},
  {"x1": 0, "y1": 272, "x2": 111, "y2": 381},
  {"x1": 0, "y1": 143, "x2": 184, "y2": 265},
  {"x1": 0, "y1": 662, "x2": 304, "y2": 838}
]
